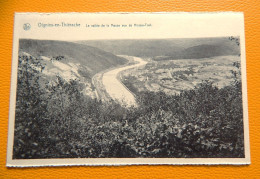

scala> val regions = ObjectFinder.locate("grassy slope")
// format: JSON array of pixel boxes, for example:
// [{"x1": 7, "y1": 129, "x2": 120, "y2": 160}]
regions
[{"x1": 19, "y1": 39, "x2": 128, "y2": 76}]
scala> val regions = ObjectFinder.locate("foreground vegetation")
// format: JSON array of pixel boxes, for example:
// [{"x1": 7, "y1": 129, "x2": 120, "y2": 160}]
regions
[{"x1": 13, "y1": 55, "x2": 244, "y2": 159}]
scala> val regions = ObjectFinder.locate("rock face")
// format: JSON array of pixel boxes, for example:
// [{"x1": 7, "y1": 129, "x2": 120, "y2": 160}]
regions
[{"x1": 18, "y1": 39, "x2": 129, "y2": 100}]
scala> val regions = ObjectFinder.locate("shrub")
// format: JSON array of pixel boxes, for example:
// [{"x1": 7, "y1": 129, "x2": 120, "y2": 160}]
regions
[{"x1": 13, "y1": 55, "x2": 244, "y2": 159}]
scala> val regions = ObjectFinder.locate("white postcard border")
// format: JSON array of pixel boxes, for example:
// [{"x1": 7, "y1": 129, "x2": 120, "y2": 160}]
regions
[{"x1": 7, "y1": 12, "x2": 250, "y2": 167}]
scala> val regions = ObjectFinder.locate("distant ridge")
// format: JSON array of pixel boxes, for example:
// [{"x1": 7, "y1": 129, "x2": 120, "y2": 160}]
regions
[
  {"x1": 159, "y1": 44, "x2": 240, "y2": 61},
  {"x1": 178, "y1": 44, "x2": 239, "y2": 59},
  {"x1": 78, "y1": 37, "x2": 240, "y2": 60},
  {"x1": 19, "y1": 39, "x2": 127, "y2": 76}
]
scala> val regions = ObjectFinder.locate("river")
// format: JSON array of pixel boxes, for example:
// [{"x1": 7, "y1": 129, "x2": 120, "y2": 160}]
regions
[{"x1": 102, "y1": 56, "x2": 147, "y2": 107}]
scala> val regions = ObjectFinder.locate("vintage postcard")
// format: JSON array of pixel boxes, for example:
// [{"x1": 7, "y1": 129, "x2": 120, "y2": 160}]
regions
[{"x1": 7, "y1": 12, "x2": 250, "y2": 167}]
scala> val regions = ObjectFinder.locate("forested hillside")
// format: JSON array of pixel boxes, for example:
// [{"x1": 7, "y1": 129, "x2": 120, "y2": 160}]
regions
[
  {"x1": 19, "y1": 39, "x2": 127, "y2": 76},
  {"x1": 13, "y1": 37, "x2": 244, "y2": 159},
  {"x1": 13, "y1": 54, "x2": 244, "y2": 159}
]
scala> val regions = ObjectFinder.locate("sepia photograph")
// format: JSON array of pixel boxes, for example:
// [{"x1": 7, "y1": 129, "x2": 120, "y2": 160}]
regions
[{"x1": 7, "y1": 13, "x2": 250, "y2": 166}]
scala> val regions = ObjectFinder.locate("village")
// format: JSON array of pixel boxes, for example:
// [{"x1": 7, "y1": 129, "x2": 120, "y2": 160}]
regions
[{"x1": 121, "y1": 55, "x2": 240, "y2": 95}]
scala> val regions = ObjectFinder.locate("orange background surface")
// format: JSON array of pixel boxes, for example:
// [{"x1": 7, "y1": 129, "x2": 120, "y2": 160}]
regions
[{"x1": 0, "y1": 0, "x2": 259, "y2": 178}]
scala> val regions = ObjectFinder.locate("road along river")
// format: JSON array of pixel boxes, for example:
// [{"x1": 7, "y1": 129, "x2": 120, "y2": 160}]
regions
[{"x1": 102, "y1": 56, "x2": 147, "y2": 107}]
